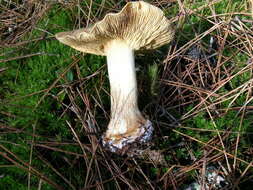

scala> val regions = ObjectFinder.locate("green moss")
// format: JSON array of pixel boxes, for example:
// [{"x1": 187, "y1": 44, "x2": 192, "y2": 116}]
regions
[{"x1": 0, "y1": 4, "x2": 105, "y2": 189}]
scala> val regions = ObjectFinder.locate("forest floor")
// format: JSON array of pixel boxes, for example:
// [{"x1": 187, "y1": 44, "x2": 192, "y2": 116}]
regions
[{"x1": 0, "y1": 0, "x2": 253, "y2": 189}]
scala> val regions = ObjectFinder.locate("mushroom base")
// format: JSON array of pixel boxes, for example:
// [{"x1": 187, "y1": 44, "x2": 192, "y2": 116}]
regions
[{"x1": 102, "y1": 120, "x2": 153, "y2": 155}]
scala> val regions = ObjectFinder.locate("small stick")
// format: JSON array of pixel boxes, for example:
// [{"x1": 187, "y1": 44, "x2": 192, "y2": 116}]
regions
[{"x1": 0, "y1": 52, "x2": 58, "y2": 63}]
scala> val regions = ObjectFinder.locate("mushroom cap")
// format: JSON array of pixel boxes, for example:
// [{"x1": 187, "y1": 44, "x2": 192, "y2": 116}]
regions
[{"x1": 55, "y1": 1, "x2": 175, "y2": 56}]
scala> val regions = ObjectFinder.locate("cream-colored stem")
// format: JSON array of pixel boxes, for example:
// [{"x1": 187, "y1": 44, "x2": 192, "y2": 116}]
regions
[{"x1": 106, "y1": 40, "x2": 143, "y2": 136}]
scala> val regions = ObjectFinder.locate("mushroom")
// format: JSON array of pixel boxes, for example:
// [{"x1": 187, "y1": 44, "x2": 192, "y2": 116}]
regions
[{"x1": 55, "y1": 1, "x2": 174, "y2": 154}]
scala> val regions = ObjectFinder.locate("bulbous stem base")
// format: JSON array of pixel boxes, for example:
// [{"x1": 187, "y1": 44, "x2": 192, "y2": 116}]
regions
[{"x1": 102, "y1": 120, "x2": 153, "y2": 155}]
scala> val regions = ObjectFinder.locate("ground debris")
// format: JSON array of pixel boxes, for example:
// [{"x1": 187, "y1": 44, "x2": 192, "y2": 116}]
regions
[{"x1": 184, "y1": 166, "x2": 229, "y2": 190}]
